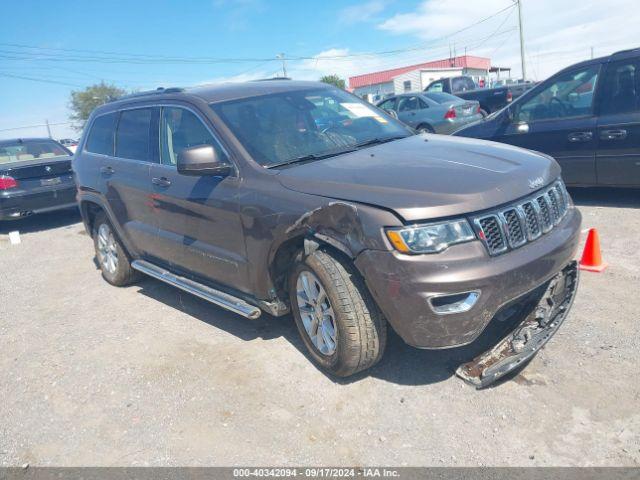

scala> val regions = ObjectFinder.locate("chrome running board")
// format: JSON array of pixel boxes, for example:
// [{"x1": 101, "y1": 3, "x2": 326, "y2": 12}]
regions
[{"x1": 131, "y1": 260, "x2": 262, "y2": 320}]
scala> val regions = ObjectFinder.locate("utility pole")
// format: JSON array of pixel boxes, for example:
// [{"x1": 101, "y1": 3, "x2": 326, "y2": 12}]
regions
[
  {"x1": 45, "y1": 119, "x2": 52, "y2": 138},
  {"x1": 516, "y1": 0, "x2": 526, "y2": 81},
  {"x1": 591, "y1": 46, "x2": 594, "y2": 59},
  {"x1": 277, "y1": 53, "x2": 287, "y2": 78}
]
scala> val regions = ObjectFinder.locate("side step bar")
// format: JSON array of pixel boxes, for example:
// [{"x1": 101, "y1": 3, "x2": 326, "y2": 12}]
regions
[{"x1": 131, "y1": 260, "x2": 262, "y2": 320}]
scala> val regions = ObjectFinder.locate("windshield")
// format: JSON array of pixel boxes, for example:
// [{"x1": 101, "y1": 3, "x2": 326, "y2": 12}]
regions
[
  {"x1": 210, "y1": 87, "x2": 411, "y2": 167},
  {"x1": 423, "y1": 92, "x2": 461, "y2": 104},
  {"x1": 0, "y1": 139, "x2": 71, "y2": 165}
]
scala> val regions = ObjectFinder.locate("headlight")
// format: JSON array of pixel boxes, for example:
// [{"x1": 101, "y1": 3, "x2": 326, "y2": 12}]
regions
[{"x1": 386, "y1": 219, "x2": 476, "y2": 254}]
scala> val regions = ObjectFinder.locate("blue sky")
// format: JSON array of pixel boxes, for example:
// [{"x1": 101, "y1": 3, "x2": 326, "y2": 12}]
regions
[{"x1": 1, "y1": 0, "x2": 637, "y2": 139}]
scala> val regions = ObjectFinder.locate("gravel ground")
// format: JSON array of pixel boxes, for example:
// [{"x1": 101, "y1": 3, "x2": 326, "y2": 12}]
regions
[{"x1": 1, "y1": 188, "x2": 639, "y2": 467}]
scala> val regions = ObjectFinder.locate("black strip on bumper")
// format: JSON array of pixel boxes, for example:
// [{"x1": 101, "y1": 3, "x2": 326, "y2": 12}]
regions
[{"x1": 456, "y1": 260, "x2": 579, "y2": 389}]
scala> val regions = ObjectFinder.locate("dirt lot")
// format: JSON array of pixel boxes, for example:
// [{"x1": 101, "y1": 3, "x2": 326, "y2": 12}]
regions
[{"x1": 1, "y1": 188, "x2": 639, "y2": 467}]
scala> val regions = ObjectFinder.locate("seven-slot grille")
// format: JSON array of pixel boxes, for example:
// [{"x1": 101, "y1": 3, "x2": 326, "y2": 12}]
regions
[{"x1": 473, "y1": 181, "x2": 570, "y2": 256}]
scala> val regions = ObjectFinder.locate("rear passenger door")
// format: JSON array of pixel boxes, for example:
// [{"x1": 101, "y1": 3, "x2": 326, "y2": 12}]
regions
[
  {"x1": 595, "y1": 58, "x2": 640, "y2": 186},
  {"x1": 149, "y1": 105, "x2": 249, "y2": 292},
  {"x1": 107, "y1": 107, "x2": 162, "y2": 258},
  {"x1": 84, "y1": 108, "x2": 160, "y2": 258}
]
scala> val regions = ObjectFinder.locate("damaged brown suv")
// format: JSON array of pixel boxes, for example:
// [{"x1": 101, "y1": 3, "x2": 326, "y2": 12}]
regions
[{"x1": 73, "y1": 80, "x2": 581, "y2": 387}]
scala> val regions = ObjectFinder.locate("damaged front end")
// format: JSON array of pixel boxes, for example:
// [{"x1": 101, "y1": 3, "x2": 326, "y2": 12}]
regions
[{"x1": 456, "y1": 261, "x2": 579, "y2": 389}]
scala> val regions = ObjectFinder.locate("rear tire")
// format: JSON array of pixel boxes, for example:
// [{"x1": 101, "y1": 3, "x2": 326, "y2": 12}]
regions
[
  {"x1": 289, "y1": 249, "x2": 387, "y2": 377},
  {"x1": 92, "y1": 212, "x2": 141, "y2": 286}
]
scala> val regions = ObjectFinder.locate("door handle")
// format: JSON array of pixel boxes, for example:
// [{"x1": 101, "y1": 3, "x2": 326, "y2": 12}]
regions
[
  {"x1": 600, "y1": 129, "x2": 627, "y2": 141},
  {"x1": 567, "y1": 131, "x2": 593, "y2": 143},
  {"x1": 100, "y1": 166, "x2": 114, "y2": 175},
  {"x1": 151, "y1": 176, "x2": 171, "y2": 187}
]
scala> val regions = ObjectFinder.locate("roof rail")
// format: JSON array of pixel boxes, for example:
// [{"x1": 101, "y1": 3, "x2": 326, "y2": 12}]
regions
[{"x1": 115, "y1": 87, "x2": 185, "y2": 101}]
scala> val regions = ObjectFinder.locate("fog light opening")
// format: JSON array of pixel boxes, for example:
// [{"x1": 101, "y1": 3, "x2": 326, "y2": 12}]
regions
[{"x1": 429, "y1": 291, "x2": 480, "y2": 315}]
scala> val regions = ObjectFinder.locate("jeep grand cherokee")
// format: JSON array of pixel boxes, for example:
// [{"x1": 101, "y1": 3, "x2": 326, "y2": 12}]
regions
[{"x1": 73, "y1": 81, "x2": 581, "y2": 387}]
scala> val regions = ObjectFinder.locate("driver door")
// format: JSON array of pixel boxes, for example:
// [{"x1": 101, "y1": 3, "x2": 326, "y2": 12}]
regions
[{"x1": 495, "y1": 64, "x2": 601, "y2": 186}]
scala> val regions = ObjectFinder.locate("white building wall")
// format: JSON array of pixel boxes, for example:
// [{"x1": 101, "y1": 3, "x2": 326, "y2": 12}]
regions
[{"x1": 392, "y1": 70, "x2": 423, "y2": 94}]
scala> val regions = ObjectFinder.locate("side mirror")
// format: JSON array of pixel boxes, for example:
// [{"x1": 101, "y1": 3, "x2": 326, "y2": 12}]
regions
[{"x1": 177, "y1": 145, "x2": 232, "y2": 177}]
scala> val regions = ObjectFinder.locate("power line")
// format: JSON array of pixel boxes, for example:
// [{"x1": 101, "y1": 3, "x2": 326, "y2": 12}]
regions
[
  {"x1": 0, "y1": 72, "x2": 84, "y2": 87},
  {"x1": 0, "y1": 121, "x2": 73, "y2": 133},
  {"x1": 0, "y1": 4, "x2": 517, "y2": 66}
]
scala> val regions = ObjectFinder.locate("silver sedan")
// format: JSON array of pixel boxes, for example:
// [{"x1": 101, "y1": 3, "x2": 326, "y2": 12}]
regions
[{"x1": 377, "y1": 92, "x2": 483, "y2": 135}]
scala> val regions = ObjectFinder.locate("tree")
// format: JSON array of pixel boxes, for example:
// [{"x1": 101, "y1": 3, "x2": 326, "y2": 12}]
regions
[
  {"x1": 69, "y1": 82, "x2": 127, "y2": 131},
  {"x1": 319, "y1": 74, "x2": 346, "y2": 90}
]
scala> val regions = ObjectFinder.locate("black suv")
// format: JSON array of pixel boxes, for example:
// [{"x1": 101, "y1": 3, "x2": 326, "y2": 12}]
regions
[{"x1": 73, "y1": 81, "x2": 581, "y2": 386}]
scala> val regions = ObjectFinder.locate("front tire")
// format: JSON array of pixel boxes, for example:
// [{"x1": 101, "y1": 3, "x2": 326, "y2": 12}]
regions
[
  {"x1": 289, "y1": 249, "x2": 387, "y2": 377},
  {"x1": 92, "y1": 212, "x2": 141, "y2": 286}
]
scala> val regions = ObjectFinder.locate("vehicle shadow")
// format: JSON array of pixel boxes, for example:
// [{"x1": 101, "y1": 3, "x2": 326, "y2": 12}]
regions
[
  {"x1": 0, "y1": 207, "x2": 81, "y2": 234},
  {"x1": 135, "y1": 276, "x2": 526, "y2": 388},
  {"x1": 568, "y1": 187, "x2": 640, "y2": 209}
]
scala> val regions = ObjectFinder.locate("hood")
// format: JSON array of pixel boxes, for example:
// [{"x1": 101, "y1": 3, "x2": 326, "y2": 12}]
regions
[{"x1": 277, "y1": 134, "x2": 560, "y2": 222}]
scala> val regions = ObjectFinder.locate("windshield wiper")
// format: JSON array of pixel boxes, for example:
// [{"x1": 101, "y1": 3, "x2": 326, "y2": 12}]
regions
[
  {"x1": 266, "y1": 148, "x2": 357, "y2": 169},
  {"x1": 351, "y1": 135, "x2": 408, "y2": 149},
  {"x1": 266, "y1": 136, "x2": 408, "y2": 169}
]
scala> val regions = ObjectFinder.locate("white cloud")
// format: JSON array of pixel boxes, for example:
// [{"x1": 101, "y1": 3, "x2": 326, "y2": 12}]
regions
[
  {"x1": 377, "y1": 0, "x2": 640, "y2": 80},
  {"x1": 339, "y1": 0, "x2": 388, "y2": 24}
]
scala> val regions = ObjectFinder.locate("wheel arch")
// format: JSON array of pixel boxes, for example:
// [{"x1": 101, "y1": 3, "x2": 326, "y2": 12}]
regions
[
  {"x1": 269, "y1": 231, "x2": 357, "y2": 302},
  {"x1": 416, "y1": 122, "x2": 434, "y2": 133},
  {"x1": 78, "y1": 194, "x2": 137, "y2": 258}
]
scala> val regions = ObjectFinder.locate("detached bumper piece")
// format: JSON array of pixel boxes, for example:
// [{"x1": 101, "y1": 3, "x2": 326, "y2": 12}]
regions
[{"x1": 456, "y1": 261, "x2": 578, "y2": 389}]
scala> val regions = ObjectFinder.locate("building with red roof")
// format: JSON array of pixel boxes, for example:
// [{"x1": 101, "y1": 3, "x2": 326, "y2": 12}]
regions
[{"x1": 348, "y1": 55, "x2": 492, "y2": 101}]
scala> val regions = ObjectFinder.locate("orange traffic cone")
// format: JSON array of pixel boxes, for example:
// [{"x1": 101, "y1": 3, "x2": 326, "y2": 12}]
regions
[{"x1": 579, "y1": 228, "x2": 608, "y2": 272}]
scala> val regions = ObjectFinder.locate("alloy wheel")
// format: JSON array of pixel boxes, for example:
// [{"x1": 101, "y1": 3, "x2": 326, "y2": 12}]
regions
[
  {"x1": 295, "y1": 270, "x2": 337, "y2": 356},
  {"x1": 97, "y1": 223, "x2": 118, "y2": 275}
]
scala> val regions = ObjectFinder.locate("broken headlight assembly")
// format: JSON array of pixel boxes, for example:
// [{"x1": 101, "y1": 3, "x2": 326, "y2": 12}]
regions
[{"x1": 385, "y1": 219, "x2": 476, "y2": 254}]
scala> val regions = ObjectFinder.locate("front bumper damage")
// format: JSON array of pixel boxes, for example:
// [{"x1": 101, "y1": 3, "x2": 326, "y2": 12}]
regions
[{"x1": 456, "y1": 261, "x2": 579, "y2": 389}]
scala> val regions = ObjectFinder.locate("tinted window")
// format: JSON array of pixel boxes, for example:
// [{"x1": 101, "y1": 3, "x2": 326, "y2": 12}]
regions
[
  {"x1": 464, "y1": 77, "x2": 476, "y2": 90},
  {"x1": 115, "y1": 108, "x2": 153, "y2": 161},
  {"x1": 600, "y1": 60, "x2": 639, "y2": 115},
  {"x1": 160, "y1": 107, "x2": 228, "y2": 166},
  {"x1": 517, "y1": 65, "x2": 600, "y2": 122},
  {"x1": 0, "y1": 139, "x2": 70, "y2": 165},
  {"x1": 451, "y1": 77, "x2": 466, "y2": 93},
  {"x1": 211, "y1": 87, "x2": 410, "y2": 167},
  {"x1": 426, "y1": 80, "x2": 444, "y2": 93},
  {"x1": 85, "y1": 113, "x2": 117, "y2": 155},
  {"x1": 398, "y1": 96, "x2": 419, "y2": 112},
  {"x1": 378, "y1": 98, "x2": 396, "y2": 111}
]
